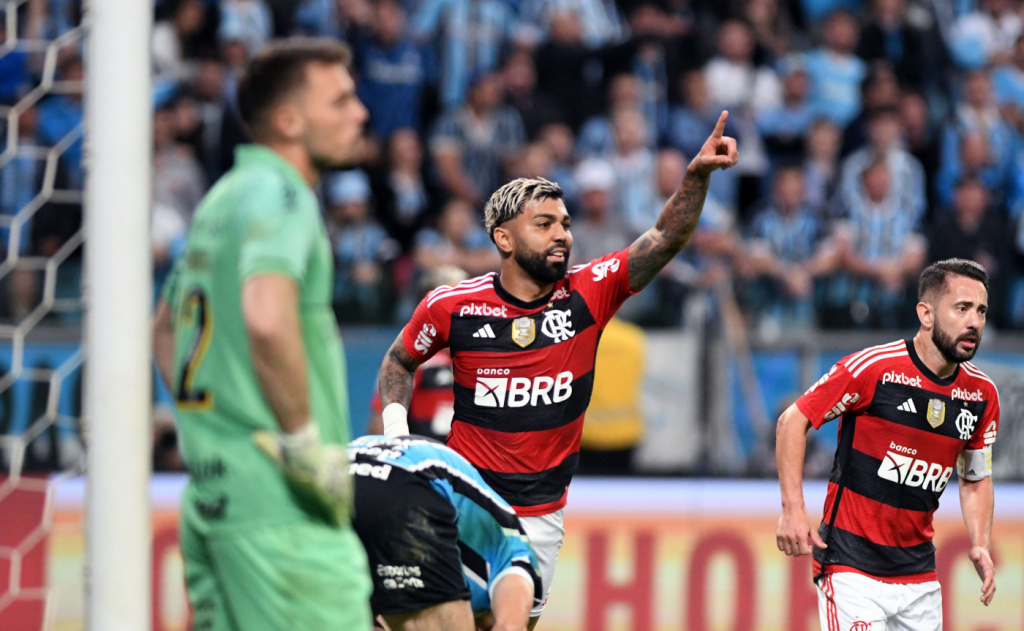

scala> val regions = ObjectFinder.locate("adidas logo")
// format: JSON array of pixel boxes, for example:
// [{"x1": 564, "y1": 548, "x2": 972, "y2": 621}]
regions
[
  {"x1": 473, "y1": 324, "x2": 496, "y2": 339},
  {"x1": 897, "y1": 398, "x2": 918, "y2": 413}
]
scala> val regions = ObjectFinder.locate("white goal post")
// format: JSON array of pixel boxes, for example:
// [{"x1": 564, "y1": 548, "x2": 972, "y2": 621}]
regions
[{"x1": 84, "y1": 0, "x2": 153, "y2": 629}]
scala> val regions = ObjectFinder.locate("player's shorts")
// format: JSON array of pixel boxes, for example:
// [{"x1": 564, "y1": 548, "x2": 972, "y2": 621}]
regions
[
  {"x1": 180, "y1": 515, "x2": 373, "y2": 631},
  {"x1": 351, "y1": 464, "x2": 471, "y2": 615},
  {"x1": 519, "y1": 509, "x2": 565, "y2": 618},
  {"x1": 817, "y1": 571, "x2": 942, "y2": 631}
]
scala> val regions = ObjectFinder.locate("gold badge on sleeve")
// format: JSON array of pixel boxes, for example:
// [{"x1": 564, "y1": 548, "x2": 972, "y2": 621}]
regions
[
  {"x1": 926, "y1": 399, "x2": 946, "y2": 428},
  {"x1": 511, "y1": 317, "x2": 536, "y2": 348}
]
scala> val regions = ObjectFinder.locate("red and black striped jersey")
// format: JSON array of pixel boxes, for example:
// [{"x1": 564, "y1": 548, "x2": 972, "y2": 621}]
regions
[
  {"x1": 371, "y1": 351, "x2": 455, "y2": 443},
  {"x1": 796, "y1": 339, "x2": 1000, "y2": 584},
  {"x1": 400, "y1": 248, "x2": 636, "y2": 516}
]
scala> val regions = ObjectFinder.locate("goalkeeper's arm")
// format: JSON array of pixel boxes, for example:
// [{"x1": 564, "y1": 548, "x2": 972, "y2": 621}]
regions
[{"x1": 152, "y1": 298, "x2": 176, "y2": 391}]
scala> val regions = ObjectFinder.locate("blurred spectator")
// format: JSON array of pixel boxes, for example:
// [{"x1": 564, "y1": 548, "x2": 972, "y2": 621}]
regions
[
  {"x1": 539, "y1": 123, "x2": 580, "y2": 205},
  {"x1": 153, "y1": 97, "x2": 207, "y2": 228},
  {"x1": 832, "y1": 160, "x2": 926, "y2": 328},
  {"x1": 502, "y1": 51, "x2": 560, "y2": 139},
  {"x1": 410, "y1": 0, "x2": 519, "y2": 109},
  {"x1": 219, "y1": 0, "x2": 274, "y2": 59},
  {"x1": 757, "y1": 62, "x2": 817, "y2": 163},
  {"x1": 704, "y1": 20, "x2": 782, "y2": 115},
  {"x1": 940, "y1": 70, "x2": 1016, "y2": 189},
  {"x1": 0, "y1": 29, "x2": 30, "y2": 105},
  {"x1": 152, "y1": 0, "x2": 206, "y2": 83},
  {"x1": 802, "y1": 10, "x2": 867, "y2": 127},
  {"x1": 355, "y1": 0, "x2": 434, "y2": 139},
  {"x1": 993, "y1": 34, "x2": 1024, "y2": 123},
  {"x1": 609, "y1": 109, "x2": 657, "y2": 234},
  {"x1": 0, "y1": 106, "x2": 43, "y2": 255},
  {"x1": 840, "y1": 62, "x2": 902, "y2": 155},
  {"x1": 186, "y1": 58, "x2": 248, "y2": 181},
  {"x1": 429, "y1": 72, "x2": 525, "y2": 204},
  {"x1": 803, "y1": 118, "x2": 843, "y2": 213},
  {"x1": 579, "y1": 73, "x2": 642, "y2": 158},
  {"x1": 512, "y1": 142, "x2": 557, "y2": 181},
  {"x1": 900, "y1": 91, "x2": 941, "y2": 212},
  {"x1": 325, "y1": 170, "x2": 400, "y2": 323},
  {"x1": 839, "y1": 107, "x2": 926, "y2": 227},
  {"x1": 414, "y1": 199, "x2": 500, "y2": 277},
  {"x1": 935, "y1": 132, "x2": 1009, "y2": 209},
  {"x1": 950, "y1": 0, "x2": 1021, "y2": 68},
  {"x1": 928, "y1": 177, "x2": 1016, "y2": 326},
  {"x1": 534, "y1": 11, "x2": 604, "y2": 130},
  {"x1": 519, "y1": 0, "x2": 626, "y2": 49},
  {"x1": 37, "y1": 56, "x2": 84, "y2": 190},
  {"x1": 627, "y1": 4, "x2": 676, "y2": 146},
  {"x1": 741, "y1": 167, "x2": 835, "y2": 330},
  {"x1": 857, "y1": 0, "x2": 944, "y2": 88},
  {"x1": 569, "y1": 158, "x2": 632, "y2": 264},
  {"x1": 745, "y1": 0, "x2": 798, "y2": 61},
  {"x1": 371, "y1": 128, "x2": 438, "y2": 252}
]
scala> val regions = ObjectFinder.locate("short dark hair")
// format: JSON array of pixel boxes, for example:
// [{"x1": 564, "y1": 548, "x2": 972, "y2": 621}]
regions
[
  {"x1": 236, "y1": 38, "x2": 352, "y2": 137},
  {"x1": 918, "y1": 258, "x2": 989, "y2": 301}
]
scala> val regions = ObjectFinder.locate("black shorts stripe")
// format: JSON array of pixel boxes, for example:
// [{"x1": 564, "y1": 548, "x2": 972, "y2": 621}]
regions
[
  {"x1": 842, "y1": 448, "x2": 940, "y2": 513},
  {"x1": 813, "y1": 524, "x2": 936, "y2": 577},
  {"x1": 476, "y1": 453, "x2": 579, "y2": 508},
  {"x1": 867, "y1": 383, "x2": 990, "y2": 440},
  {"x1": 453, "y1": 371, "x2": 594, "y2": 433}
]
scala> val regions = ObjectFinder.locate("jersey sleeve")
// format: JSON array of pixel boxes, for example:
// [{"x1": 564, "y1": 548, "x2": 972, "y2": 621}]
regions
[
  {"x1": 401, "y1": 292, "x2": 451, "y2": 362},
  {"x1": 237, "y1": 176, "x2": 317, "y2": 282},
  {"x1": 795, "y1": 359, "x2": 874, "y2": 429},
  {"x1": 958, "y1": 383, "x2": 1000, "y2": 481},
  {"x1": 570, "y1": 247, "x2": 637, "y2": 327}
]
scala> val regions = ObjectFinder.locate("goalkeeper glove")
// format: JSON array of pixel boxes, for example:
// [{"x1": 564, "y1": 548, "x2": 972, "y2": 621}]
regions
[{"x1": 253, "y1": 422, "x2": 352, "y2": 527}]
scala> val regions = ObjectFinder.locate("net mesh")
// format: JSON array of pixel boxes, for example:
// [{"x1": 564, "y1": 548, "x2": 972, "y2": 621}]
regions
[{"x1": 0, "y1": 1, "x2": 86, "y2": 628}]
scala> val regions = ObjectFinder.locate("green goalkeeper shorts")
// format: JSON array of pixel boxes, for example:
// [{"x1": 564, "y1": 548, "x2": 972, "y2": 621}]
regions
[{"x1": 181, "y1": 516, "x2": 373, "y2": 631}]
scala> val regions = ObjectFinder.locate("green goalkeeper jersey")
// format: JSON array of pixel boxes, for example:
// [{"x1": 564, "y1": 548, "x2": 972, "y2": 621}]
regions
[{"x1": 164, "y1": 144, "x2": 350, "y2": 532}]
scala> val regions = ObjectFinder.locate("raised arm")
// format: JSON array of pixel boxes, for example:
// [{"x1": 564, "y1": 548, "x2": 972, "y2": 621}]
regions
[
  {"x1": 627, "y1": 110, "x2": 739, "y2": 292},
  {"x1": 377, "y1": 333, "x2": 425, "y2": 435}
]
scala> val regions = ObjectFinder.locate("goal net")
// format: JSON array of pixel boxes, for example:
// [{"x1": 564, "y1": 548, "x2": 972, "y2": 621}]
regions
[{"x1": 0, "y1": 1, "x2": 152, "y2": 629}]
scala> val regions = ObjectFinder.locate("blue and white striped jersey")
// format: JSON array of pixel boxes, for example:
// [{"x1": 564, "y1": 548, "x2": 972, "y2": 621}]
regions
[{"x1": 348, "y1": 435, "x2": 543, "y2": 612}]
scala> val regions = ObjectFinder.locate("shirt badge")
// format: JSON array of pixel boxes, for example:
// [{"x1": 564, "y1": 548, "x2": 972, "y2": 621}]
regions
[
  {"x1": 926, "y1": 399, "x2": 946, "y2": 429},
  {"x1": 511, "y1": 316, "x2": 536, "y2": 348}
]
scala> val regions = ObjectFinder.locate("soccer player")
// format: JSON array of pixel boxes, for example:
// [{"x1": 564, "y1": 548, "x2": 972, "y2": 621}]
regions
[
  {"x1": 152, "y1": 39, "x2": 372, "y2": 630},
  {"x1": 377, "y1": 112, "x2": 739, "y2": 624},
  {"x1": 775, "y1": 259, "x2": 999, "y2": 630},
  {"x1": 349, "y1": 435, "x2": 542, "y2": 631}
]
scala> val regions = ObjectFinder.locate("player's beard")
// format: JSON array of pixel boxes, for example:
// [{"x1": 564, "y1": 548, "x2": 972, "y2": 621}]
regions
[
  {"x1": 932, "y1": 321, "x2": 981, "y2": 363},
  {"x1": 513, "y1": 238, "x2": 569, "y2": 285}
]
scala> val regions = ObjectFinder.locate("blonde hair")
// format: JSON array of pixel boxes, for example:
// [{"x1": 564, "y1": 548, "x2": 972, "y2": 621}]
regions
[{"x1": 483, "y1": 177, "x2": 564, "y2": 240}]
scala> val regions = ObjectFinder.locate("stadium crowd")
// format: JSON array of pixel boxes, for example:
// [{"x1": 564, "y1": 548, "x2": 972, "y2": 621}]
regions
[{"x1": 4, "y1": 0, "x2": 1024, "y2": 332}]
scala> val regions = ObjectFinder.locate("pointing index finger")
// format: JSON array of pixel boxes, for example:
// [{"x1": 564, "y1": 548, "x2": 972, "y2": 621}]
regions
[{"x1": 712, "y1": 110, "x2": 729, "y2": 139}]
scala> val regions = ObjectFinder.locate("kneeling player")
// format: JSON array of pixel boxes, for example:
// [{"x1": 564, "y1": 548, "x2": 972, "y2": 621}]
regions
[{"x1": 349, "y1": 436, "x2": 542, "y2": 631}]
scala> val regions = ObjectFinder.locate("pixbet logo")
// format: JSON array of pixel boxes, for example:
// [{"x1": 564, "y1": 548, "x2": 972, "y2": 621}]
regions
[
  {"x1": 881, "y1": 371, "x2": 922, "y2": 388},
  {"x1": 459, "y1": 303, "x2": 508, "y2": 318},
  {"x1": 473, "y1": 371, "x2": 574, "y2": 408},
  {"x1": 951, "y1": 387, "x2": 984, "y2": 402},
  {"x1": 592, "y1": 258, "x2": 620, "y2": 281},
  {"x1": 414, "y1": 323, "x2": 436, "y2": 354},
  {"x1": 824, "y1": 392, "x2": 860, "y2": 422},
  {"x1": 877, "y1": 445, "x2": 954, "y2": 493}
]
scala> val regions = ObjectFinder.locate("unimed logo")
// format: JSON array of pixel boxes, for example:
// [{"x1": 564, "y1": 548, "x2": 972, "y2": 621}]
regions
[
  {"x1": 877, "y1": 444, "x2": 953, "y2": 492},
  {"x1": 473, "y1": 371, "x2": 573, "y2": 408}
]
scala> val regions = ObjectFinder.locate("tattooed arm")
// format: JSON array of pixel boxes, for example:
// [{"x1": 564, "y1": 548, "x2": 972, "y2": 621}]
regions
[
  {"x1": 378, "y1": 333, "x2": 424, "y2": 411},
  {"x1": 628, "y1": 111, "x2": 739, "y2": 292}
]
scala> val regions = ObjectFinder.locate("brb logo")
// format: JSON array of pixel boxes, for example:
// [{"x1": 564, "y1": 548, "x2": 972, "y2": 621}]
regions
[
  {"x1": 474, "y1": 370, "x2": 573, "y2": 408},
  {"x1": 952, "y1": 388, "x2": 984, "y2": 402},
  {"x1": 881, "y1": 371, "x2": 922, "y2": 387},
  {"x1": 592, "y1": 258, "x2": 620, "y2": 281},
  {"x1": 877, "y1": 442, "x2": 954, "y2": 492},
  {"x1": 955, "y1": 407, "x2": 978, "y2": 441},
  {"x1": 414, "y1": 323, "x2": 436, "y2": 354},
  {"x1": 459, "y1": 303, "x2": 508, "y2": 318},
  {"x1": 541, "y1": 309, "x2": 575, "y2": 343}
]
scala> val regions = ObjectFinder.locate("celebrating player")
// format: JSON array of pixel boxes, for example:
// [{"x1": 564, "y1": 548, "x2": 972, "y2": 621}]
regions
[
  {"x1": 377, "y1": 112, "x2": 738, "y2": 624},
  {"x1": 775, "y1": 259, "x2": 999, "y2": 630},
  {"x1": 349, "y1": 435, "x2": 541, "y2": 631},
  {"x1": 152, "y1": 39, "x2": 372, "y2": 630}
]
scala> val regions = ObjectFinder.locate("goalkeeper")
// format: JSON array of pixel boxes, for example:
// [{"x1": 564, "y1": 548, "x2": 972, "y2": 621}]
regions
[{"x1": 152, "y1": 39, "x2": 372, "y2": 631}]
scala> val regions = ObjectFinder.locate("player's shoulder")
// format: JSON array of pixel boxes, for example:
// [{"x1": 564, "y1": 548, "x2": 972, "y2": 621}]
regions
[
  {"x1": 838, "y1": 339, "x2": 909, "y2": 379},
  {"x1": 225, "y1": 159, "x2": 316, "y2": 216},
  {"x1": 567, "y1": 249, "x2": 626, "y2": 284},
  {"x1": 961, "y1": 361, "x2": 1001, "y2": 404},
  {"x1": 423, "y1": 273, "x2": 498, "y2": 311}
]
